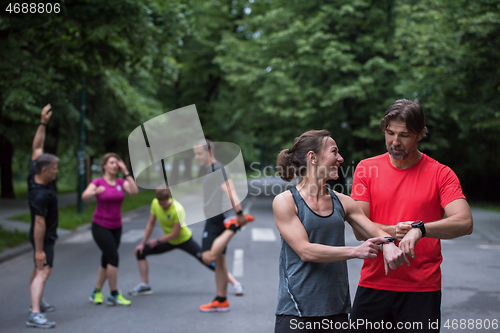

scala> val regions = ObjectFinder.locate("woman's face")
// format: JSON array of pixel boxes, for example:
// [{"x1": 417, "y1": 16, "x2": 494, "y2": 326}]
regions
[
  {"x1": 315, "y1": 137, "x2": 344, "y2": 180},
  {"x1": 104, "y1": 157, "x2": 119, "y2": 175}
]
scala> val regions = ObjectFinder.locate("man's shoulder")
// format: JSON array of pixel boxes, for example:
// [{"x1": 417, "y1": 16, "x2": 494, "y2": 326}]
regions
[
  {"x1": 171, "y1": 199, "x2": 185, "y2": 212},
  {"x1": 420, "y1": 154, "x2": 453, "y2": 172}
]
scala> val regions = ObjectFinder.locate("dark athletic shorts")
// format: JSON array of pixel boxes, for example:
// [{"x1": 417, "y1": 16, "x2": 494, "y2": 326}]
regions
[
  {"x1": 349, "y1": 287, "x2": 441, "y2": 332},
  {"x1": 275, "y1": 314, "x2": 349, "y2": 333},
  {"x1": 30, "y1": 239, "x2": 55, "y2": 268},
  {"x1": 201, "y1": 213, "x2": 226, "y2": 254}
]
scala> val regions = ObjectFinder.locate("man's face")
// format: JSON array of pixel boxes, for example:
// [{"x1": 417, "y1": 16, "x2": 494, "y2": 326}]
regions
[
  {"x1": 193, "y1": 146, "x2": 210, "y2": 168},
  {"x1": 43, "y1": 162, "x2": 59, "y2": 182},
  {"x1": 158, "y1": 199, "x2": 172, "y2": 210},
  {"x1": 384, "y1": 120, "x2": 422, "y2": 160}
]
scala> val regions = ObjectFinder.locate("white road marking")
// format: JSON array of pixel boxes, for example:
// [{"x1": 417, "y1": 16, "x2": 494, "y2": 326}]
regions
[
  {"x1": 63, "y1": 231, "x2": 93, "y2": 244},
  {"x1": 121, "y1": 229, "x2": 145, "y2": 243},
  {"x1": 477, "y1": 244, "x2": 500, "y2": 251},
  {"x1": 251, "y1": 228, "x2": 277, "y2": 242},
  {"x1": 232, "y1": 249, "x2": 244, "y2": 278}
]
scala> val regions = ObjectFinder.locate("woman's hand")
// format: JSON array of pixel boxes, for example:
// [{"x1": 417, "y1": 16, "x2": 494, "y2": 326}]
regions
[{"x1": 354, "y1": 237, "x2": 386, "y2": 259}]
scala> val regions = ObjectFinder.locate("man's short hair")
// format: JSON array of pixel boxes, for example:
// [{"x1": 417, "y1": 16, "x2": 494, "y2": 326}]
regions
[
  {"x1": 35, "y1": 154, "x2": 59, "y2": 174},
  {"x1": 155, "y1": 186, "x2": 172, "y2": 201},
  {"x1": 380, "y1": 99, "x2": 428, "y2": 136}
]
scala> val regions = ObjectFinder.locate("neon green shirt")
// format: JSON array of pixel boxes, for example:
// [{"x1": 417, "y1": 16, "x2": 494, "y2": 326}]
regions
[{"x1": 150, "y1": 198, "x2": 192, "y2": 245}]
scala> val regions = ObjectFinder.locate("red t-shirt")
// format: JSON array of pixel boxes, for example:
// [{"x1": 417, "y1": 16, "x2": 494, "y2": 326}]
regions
[{"x1": 351, "y1": 153, "x2": 466, "y2": 292}]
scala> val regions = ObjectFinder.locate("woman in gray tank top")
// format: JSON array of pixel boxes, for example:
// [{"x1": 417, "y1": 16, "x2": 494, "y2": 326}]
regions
[{"x1": 273, "y1": 130, "x2": 406, "y2": 333}]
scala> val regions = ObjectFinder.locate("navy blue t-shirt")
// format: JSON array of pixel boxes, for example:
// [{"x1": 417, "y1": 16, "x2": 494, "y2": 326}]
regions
[{"x1": 28, "y1": 160, "x2": 58, "y2": 242}]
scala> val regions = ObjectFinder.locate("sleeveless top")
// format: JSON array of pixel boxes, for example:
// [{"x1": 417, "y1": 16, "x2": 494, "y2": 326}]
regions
[{"x1": 275, "y1": 187, "x2": 351, "y2": 317}]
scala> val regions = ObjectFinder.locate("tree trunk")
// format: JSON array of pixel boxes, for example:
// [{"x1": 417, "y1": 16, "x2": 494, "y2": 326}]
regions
[{"x1": 0, "y1": 134, "x2": 15, "y2": 198}]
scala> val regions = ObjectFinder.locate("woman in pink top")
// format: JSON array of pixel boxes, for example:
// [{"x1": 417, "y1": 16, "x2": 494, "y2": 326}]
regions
[{"x1": 82, "y1": 153, "x2": 138, "y2": 306}]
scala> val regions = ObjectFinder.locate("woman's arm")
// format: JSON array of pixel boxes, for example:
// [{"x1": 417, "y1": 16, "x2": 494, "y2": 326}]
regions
[
  {"x1": 81, "y1": 183, "x2": 104, "y2": 201},
  {"x1": 337, "y1": 192, "x2": 409, "y2": 273},
  {"x1": 273, "y1": 192, "x2": 384, "y2": 263}
]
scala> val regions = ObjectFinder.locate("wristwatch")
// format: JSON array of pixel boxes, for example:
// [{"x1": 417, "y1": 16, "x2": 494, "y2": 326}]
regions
[
  {"x1": 411, "y1": 220, "x2": 426, "y2": 237},
  {"x1": 385, "y1": 237, "x2": 396, "y2": 243},
  {"x1": 156, "y1": 239, "x2": 161, "y2": 245}
]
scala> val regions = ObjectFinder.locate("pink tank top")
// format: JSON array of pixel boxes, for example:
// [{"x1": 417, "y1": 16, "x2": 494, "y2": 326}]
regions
[{"x1": 91, "y1": 177, "x2": 126, "y2": 229}]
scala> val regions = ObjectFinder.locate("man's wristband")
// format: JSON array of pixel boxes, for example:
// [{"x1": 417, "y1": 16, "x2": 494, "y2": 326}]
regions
[
  {"x1": 38, "y1": 122, "x2": 47, "y2": 127},
  {"x1": 156, "y1": 239, "x2": 161, "y2": 245},
  {"x1": 236, "y1": 210, "x2": 243, "y2": 216}
]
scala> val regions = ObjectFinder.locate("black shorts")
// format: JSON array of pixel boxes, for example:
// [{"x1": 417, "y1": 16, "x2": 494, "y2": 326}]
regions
[
  {"x1": 275, "y1": 314, "x2": 349, "y2": 333},
  {"x1": 349, "y1": 287, "x2": 441, "y2": 332},
  {"x1": 201, "y1": 214, "x2": 226, "y2": 254},
  {"x1": 30, "y1": 239, "x2": 55, "y2": 268}
]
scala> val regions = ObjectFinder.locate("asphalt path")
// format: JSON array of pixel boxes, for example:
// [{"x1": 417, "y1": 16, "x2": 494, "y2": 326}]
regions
[{"x1": 0, "y1": 177, "x2": 499, "y2": 332}]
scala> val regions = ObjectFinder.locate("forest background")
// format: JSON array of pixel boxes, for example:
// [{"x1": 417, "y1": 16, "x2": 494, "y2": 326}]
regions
[{"x1": 1, "y1": 0, "x2": 499, "y2": 204}]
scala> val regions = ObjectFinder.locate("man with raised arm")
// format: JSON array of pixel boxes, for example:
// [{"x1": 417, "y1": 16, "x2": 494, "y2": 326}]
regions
[
  {"x1": 194, "y1": 139, "x2": 250, "y2": 312},
  {"x1": 26, "y1": 104, "x2": 59, "y2": 329},
  {"x1": 350, "y1": 99, "x2": 473, "y2": 332}
]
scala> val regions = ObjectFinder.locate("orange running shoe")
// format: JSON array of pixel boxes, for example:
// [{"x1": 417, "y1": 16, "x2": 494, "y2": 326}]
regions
[
  {"x1": 199, "y1": 299, "x2": 230, "y2": 312},
  {"x1": 224, "y1": 215, "x2": 254, "y2": 229}
]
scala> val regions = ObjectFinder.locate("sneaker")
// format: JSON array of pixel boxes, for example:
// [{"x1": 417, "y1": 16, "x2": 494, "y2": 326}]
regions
[
  {"x1": 224, "y1": 214, "x2": 255, "y2": 229},
  {"x1": 128, "y1": 283, "x2": 153, "y2": 296},
  {"x1": 29, "y1": 300, "x2": 55, "y2": 313},
  {"x1": 89, "y1": 290, "x2": 103, "y2": 305},
  {"x1": 26, "y1": 312, "x2": 56, "y2": 328},
  {"x1": 199, "y1": 299, "x2": 230, "y2": 312},
  {"x1": 233, "y1": 283, "x2": 245, "y2": 296},
  {"x1": 107, "y1": 291, "x2": 131, "y2": 306}
]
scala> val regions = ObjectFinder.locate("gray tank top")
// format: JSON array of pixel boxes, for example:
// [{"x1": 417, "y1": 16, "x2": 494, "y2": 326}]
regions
[{"x1": 275, "y1": 186, "x2": 351, "y2": 317}]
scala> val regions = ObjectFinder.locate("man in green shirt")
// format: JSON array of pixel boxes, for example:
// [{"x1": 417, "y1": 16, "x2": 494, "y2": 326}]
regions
[{"x1": 129, "y1": 187, "x2": 244, "y2": 295}]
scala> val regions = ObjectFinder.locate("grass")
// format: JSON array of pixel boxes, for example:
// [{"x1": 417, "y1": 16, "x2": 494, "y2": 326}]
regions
[{"x1": 0, "y1": 226, "x2": 29, "y2": 252}]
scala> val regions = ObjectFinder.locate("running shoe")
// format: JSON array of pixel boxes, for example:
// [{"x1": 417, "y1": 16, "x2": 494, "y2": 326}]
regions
[
  {"x1": 199, "y1": 299, "x2": 230, "y2": 312},
  {"x1": 29, "y1": 299, "x2": 55, "y2": 313},
  {"x1": 107, "y1": 291, "x2": 131, "y2": 306},
  {"x1": 233, "y1": 283, "x2": 245, "y2": 296},
  {"x1": 26, "y1": 312, "x2": 56, "y2": 328},
  {"x1": 224, "y1": 214, "x2": 255, "y2": 229},
  {"x1": 128, "y1": 283, "x2": 153, "y2": 296},
  {"x1": 89, "y1": 290, "x2": 103, "y2": 305}
]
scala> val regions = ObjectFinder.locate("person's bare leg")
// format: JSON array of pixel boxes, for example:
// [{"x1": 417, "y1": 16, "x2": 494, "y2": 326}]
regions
[
  {"x1": 137, "y1": 259, "x2": 149, "y2": 284},
  {"x1": 30, "y1": 266, "x2": 51, "y2": 313},
  {"x1": 95, "y1": 266, "x2": 107, "y2": 289},
  {"x1": 227, "y1": 271, "x2": 238, "y2": 286},
  {"x1": 201, "y1": 230, "x2": 235, "y2": 265},
  {"x1": 107, "y1": 264, "x2": 118, "y2": 291},
  {"x1": 215, "y1": 254, "x2": 228, "y2": 298},
  {"x1": 30, "y1": 268, "x2": 36, "y2": 284}
]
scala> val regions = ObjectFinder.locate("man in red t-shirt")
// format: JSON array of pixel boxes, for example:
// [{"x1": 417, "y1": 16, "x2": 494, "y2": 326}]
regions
[{"x1": 350, "y1": 99, "x2": 473, "y2": 332}]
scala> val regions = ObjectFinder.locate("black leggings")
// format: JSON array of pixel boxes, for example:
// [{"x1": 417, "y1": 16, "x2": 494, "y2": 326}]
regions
[
  {"x1": 92, "y1": 222, "x2": 122, "y2": 268},
  {"x1": 136, "y1": 237, "x2": 214, "y2": 271}
]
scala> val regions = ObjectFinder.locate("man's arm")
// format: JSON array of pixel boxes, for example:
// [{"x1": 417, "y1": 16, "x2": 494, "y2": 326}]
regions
[
  {"x1": 220, "y1": 178, "x2": 247, "y2": 226},
  {"x1": 31, "y1": 104, "x2": 52, "y2": 160},
  {"x1": 399, "y1": 199, "x2": 473, "y2": 259},
  {"x1": 33, "y1": 215, "x2": 47, "y2": 268},
  {"x1": 135, "y1": 214, "x2": 156, "y2": 255}
]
